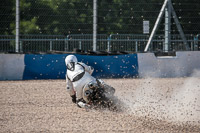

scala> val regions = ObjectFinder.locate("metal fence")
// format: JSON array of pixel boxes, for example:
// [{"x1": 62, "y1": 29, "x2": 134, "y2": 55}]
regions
[
  {"x1": 1, "y1": 0, "x2": 200, "y2": 53},
  {"x1": 1, "y1": 0, "x2": 200, "y2": 35},
  {"x1": 0, "y1": 34, "x2": 199, "y2": 53}
]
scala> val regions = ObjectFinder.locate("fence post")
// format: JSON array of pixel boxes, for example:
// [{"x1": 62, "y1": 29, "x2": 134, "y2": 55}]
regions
[
  {"x1": 164, "y1": 0, "x2": 171, "y2": 52},
  {"x1": 79, "y1": 41, "x2": 82, "y2": 50},
  {"x1": 107, "y1": 35, "x2": 112, "y2": 52},
  {"x1": 93, "y1": 0, "x2": 97, "y2": 51},
  {"x1": 50, "y1": 41, "x2": 53, "y2": 51},
  {"x1": 65, "y1": 35, "x2": 69, "y2": 51},
  {"x1": 20, "y1": 41, "x2": 23, "y2": 52},
  {"x1": 135, "y1": 40, "x2": 138, "y2": 52},
  {"x1": 194, "y1": 34, "x2": 199, "y2": 50},
  {"x1": 15, "y1": 0, "x2": 20, "y2": 53}
]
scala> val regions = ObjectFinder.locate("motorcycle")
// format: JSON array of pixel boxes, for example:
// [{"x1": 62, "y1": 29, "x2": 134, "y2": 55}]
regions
[{"x1": 83, "y1": 82, "x2": 123, "y2": 112}]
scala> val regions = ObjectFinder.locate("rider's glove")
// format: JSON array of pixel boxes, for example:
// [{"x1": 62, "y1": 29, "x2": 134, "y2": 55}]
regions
[
  {"x1": 89, "y1": 66, "x2": 94, "y2": 75},
  {"x1": 71, "y1": 94, "x2": 76, "y2": 103}
]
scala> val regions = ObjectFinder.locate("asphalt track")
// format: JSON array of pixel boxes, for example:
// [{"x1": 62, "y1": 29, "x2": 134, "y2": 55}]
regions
[{"x1": 0, "y1": 78, "x2": 200, "y2": 132}]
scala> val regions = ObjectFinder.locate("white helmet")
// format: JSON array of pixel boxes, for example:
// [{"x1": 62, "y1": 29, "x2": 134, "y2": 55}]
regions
[{"x1": 65, "y1": 55, "x2": 78, "y2": 70}]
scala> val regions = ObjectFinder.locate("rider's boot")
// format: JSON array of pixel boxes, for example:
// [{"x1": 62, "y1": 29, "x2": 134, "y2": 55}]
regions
[{"x1": 77, "y1": 98, "x2": 91, "y2": 109}]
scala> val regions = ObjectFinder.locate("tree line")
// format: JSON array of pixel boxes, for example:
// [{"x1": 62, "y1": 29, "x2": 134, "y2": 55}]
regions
[{"x1": 1, "y1": 0, "x2": 200, "y2": 35}]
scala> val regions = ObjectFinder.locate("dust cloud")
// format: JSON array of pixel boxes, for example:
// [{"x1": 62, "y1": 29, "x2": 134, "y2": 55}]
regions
[{"x1": 117, "y1": 71, "x2": 200, "y2": 125}]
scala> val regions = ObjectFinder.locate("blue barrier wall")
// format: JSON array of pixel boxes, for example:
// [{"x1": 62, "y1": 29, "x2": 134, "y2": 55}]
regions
[{"x1": 23, "y1": 54, "x2": 138, "y2": 80}]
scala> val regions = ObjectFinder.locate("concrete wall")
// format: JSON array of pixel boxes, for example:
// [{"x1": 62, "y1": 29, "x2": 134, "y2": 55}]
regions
[
  {"x1": 0, "y1": 54, "x2": 25, "y2": 80},
  {"x1": 137, "y1": 51, "x2": 200, "y2": 78}
]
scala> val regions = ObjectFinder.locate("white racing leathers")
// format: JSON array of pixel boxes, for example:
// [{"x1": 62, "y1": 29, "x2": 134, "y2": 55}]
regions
[{"x1": 66, "y1": 62, "x2": 95, "y2": 108}]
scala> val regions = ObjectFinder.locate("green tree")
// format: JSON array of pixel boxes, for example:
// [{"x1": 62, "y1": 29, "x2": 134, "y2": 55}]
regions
[
  {"x1": 1, "y1": 0, "x2": 200, "y2": 35},
  {"x1": 0, "y1": 0, "x2": 15, "y2": 35}
]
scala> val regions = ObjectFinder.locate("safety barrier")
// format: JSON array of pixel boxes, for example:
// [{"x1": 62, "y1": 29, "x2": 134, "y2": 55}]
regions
[
  {"x1": 0, "y1": 53, "x2": 138, "y2": 80},
  {"x1": 0, "y1": 51, "x2": 200, "y2": 80},
  {"x1": 137, "y1": 51, "x2": 200, "y2": 77}
]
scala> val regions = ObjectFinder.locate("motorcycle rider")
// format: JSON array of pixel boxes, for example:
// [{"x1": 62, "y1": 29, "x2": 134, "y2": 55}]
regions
[{"x1": 65, "y1": 54, "x2": 115, "y2": 108}]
